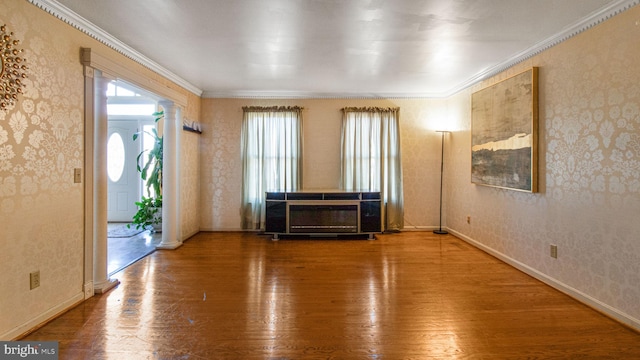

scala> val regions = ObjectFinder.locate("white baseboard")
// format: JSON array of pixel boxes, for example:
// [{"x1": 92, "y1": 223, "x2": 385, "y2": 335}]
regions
[
  {"x1": 198, "y1": 227, "x2": 245, "y2": 232},
  {"x1": 401, "y1": 225, "x2": 437, "y2": 231},
  {"x1": 83, "y1": 281, "x2": 94, "y2": 300},
  {"x1": 181, "y1": 229, "x2": 200, "y2": 242},
  {"x1": 2, "y1": 291, "x2": 85, "y2": 340},
  {"x1": 448, "y1": 228, "x2": 640, "y2": 332}
]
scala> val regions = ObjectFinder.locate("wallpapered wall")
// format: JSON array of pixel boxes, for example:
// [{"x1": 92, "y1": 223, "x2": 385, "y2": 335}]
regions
[
  {"x1": 2, "y1": 0, "x2": 637, "y2": 339},
  {"x1": 445, "y1": 5, "x2": 640, "y2": 325},
  {"x1": 0, "y1": 0, "x2": 85, "y2": 337},
  {"x1": 199, "y1": 6, "x2": 640, "y2": 327},
  {"x1": 199, "y1": 98, "x2": 446, "y2": 231},
  {"x1": 180, "y1": 130, "x2": 200, "y2": 239},
  {"x1": 0, "y1": 0, "x2": 201, "y2": 338}
]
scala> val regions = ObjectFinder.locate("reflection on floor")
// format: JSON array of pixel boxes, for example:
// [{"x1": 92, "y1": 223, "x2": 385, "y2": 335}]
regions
[{"x1": 107, "y1": 223, "x2": 162, "y2": 276}]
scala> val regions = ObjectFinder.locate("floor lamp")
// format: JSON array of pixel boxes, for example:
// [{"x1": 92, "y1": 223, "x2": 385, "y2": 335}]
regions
[{"x1": 434, "y1": 130, "x2": 449, "y2": 235}]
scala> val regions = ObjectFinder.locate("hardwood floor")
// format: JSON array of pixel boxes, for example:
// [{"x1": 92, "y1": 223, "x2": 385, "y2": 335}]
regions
[{"x1": 22, "y1": 232, "x2": 640, "y2": 359}]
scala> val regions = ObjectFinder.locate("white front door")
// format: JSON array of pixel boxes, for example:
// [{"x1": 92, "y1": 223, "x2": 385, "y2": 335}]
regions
[{"x1": 107, "y1": 120, "x2": 140, "y2": 222}]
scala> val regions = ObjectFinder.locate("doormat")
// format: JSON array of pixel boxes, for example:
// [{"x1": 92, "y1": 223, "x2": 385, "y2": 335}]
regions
[{"x1": 107, "y1": 223, "x2": 145, "y2": 238}]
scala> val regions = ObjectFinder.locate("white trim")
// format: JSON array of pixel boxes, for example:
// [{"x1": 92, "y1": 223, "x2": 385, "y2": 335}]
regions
[
  {"x1": 204, "y1": 0, "x2": 640, "y2": 99},
  {"x1": 27, "y1": 0, "x2": 203, "y2": 97},
  {"x1": 2, "y1": 292, "x2": 84, "y2": 340},
  {"x1": 199, "y1": 227, "x2": 246, "y2": 232},
  {"x1": 156, "y1": 242, "x2": 183, "y2": 250},
  {"x1": 83, "y1": 281, "x2": 94, "y2": 300},
  {"x1": 28, "y1": 0, "x2": 639, "y2": 99},
  {"x1": 445, "y1": 0, "x2": 640, "y2": 96},
  {"x1": 200, "y1": 90, "x2": 447, "y2": 100},
  {"x1": 93, "y1": 278, "x2": 119, "y2": 294},
  {"x1": 81, "y1": 48, "x2": 188, "y2": 107},
  {"x1": 447, "y1": 228, "x2": 640, "y2": 332},
  {"x1": 402, "y1": 225, "x2": 438, "y2": 231},
  {"x1": 82, "y1": 66, "x2": 95, "y2": 311},
  {"x1": 181, "y1": 229, "x2": 200, "y2": 242}
]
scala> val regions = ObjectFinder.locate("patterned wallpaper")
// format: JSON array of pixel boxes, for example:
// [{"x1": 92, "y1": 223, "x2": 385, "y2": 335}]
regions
[
  {"x1": 199, "y1": 98, "x2": 446, "y2": 231},
  {"x1": 0, "y1": 0, "x2": 85, "y2": 336},
  {"x1": 199, "y1": 6, "x2": 640, "y2": 327},
  {"x1": 0, "y1": 0, "x2": 202, "y2": 338},
  {"x1": 445, "y1": 6, "x2": 640, "y2": 324},
  {"x1": 180, "y1": 130, "x2": 200, "y2": 239},
  {"x1": 2, "y1": 0, "x2": 637, "y2": 339}
]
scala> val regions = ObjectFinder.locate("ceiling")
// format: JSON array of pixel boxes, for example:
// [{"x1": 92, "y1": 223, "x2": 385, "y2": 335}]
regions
[{"x1": 48, "y1": 0, "x2": 630, "y2": 98}]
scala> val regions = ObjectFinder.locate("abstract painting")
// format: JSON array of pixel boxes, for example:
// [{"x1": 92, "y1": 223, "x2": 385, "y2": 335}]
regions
[{"x1": 471, "y1": 67, "x2": 538, "y2": 192}]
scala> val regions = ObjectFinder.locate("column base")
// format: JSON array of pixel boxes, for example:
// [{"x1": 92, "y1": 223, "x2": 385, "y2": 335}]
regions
[
  {"x1": 93, "y1": 278, "x2": 119, "y2": 294},
  {"x1": 156, "y1": 241, "x2": 183, "y2": 250}
]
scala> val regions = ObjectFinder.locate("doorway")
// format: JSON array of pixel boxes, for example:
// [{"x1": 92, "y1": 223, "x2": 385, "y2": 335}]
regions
[
  {"x1": 107, "y1": 119, "x2": 139, "y2": 221},
  {"x1": 106, "y1": 81, "x2": 161, "y2": 275}
]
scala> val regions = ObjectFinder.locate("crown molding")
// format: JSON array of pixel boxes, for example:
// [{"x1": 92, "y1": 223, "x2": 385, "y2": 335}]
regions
[
  {"x1": 28, "y1": 0, "x2": 203, "y2": 97},
  {"x1": 81, "y1": 48, "x2": 188, "y2": 106},
  {"x1": 29, "y1": 0, "x2": 639, "y2": 99},
  {"x1": 200, "y1": 90, "x2": 444, "y2": 100},
  {"x1": 205, "y1": 0, "x2": 640, "y2": 99},
  {"x1": 443, "y1": 0, "x2": 640, "y2": 97}
]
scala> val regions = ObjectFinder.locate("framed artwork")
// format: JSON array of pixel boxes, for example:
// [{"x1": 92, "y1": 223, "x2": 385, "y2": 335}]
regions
[{"x1": 471, "y1": 67, "x2": 538, "y2": 192}]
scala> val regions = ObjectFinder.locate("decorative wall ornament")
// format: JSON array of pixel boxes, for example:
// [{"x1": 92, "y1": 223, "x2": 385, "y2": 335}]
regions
[{"x1": 0, "y1": 24, "x2": 28, "y2": 110}]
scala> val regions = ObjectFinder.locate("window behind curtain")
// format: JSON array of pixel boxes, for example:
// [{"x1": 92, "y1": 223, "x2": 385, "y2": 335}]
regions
[
  {"x1": 241, "y1": 106, "x2": 303, "y2": 230},
  {"x1": 341, "y1": 107, "x2": 404, "y2": 231}
]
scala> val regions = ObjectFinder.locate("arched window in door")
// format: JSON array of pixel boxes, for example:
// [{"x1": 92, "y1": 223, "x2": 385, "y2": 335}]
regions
[{"x1": 107, "y1": 132, "x2": 125, "y2": 182}]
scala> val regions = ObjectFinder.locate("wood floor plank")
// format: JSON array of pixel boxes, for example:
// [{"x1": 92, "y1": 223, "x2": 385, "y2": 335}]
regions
[{"x1": 22, "y1": 231, "x2": 640, "y2": 359}]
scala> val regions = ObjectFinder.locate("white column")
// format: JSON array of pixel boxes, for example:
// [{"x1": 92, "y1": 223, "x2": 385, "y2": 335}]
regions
[
  {"x1": 157, "y1": 100, "x2": 182, "y2": 249},
  {"x1": 93, "y1": 70, "x2": 119, "y2": 293},
  {"x1": 83, "y1": 66, "x2": 95, "y2": 299}
]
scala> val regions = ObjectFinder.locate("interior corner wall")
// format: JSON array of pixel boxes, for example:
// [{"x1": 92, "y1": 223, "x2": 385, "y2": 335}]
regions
[
  {"x1": 0, "y1": 0, "x2": 201, "y2": 339},
  {"x1": 180, "y1": 128, "x2": 201, "y2": 240},
  {"x1": 444, "y1": 5, "x2": 640, "y2": 328},
  {"x1": 178, "y1": 91, "x2": 202, "y2": 240},
  {"x1": 199, "y1": 97, "x2": 447, "y2": 231}
]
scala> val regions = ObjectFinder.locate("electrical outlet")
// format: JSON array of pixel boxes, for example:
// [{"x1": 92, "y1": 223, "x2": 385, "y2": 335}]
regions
[
  {"x1": 74, "y1": 168, "x2": 82, "y2": 183},
  {"x1": 30, "y1": 271, "x2": 40, "y2": 290},
  {"x1": 550, "y1": 245, "x2": 558, "y2": 259},
  {"x1": 84, "y1": 282, "x2": 94, "y2": 299},
  {"x1": 466, "y1": 216, "x2": 471, "y2": 224}
]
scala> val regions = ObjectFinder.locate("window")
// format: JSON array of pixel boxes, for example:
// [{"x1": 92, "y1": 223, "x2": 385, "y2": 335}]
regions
[
  {"x1": 341, "y1": 107, "x2": 404, "y2": 231},
  {"x1": 107, "y1": 132, "x2": 125, "y2": 182},
  {"x1": 241, "y1": 106, "x2": 303, "y2": 230},
  {"x1": 106, "y1": 82, "x2": 156, "y2": 115}
]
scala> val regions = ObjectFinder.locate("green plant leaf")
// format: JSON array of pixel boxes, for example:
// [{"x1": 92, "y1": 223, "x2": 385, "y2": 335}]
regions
[{"x1": 131, "y1": 110, "x2": 164, "y2": 225}]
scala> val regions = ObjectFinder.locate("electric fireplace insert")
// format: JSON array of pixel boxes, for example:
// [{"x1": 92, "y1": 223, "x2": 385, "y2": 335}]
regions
[{"x1": 265, "y1": 191, "x2": 381, "y2": 240}]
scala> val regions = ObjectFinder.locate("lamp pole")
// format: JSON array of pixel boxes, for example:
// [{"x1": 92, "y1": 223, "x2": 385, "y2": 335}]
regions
[{"x1": 434, "y1": 130, "x2": 449, "y2": 235}]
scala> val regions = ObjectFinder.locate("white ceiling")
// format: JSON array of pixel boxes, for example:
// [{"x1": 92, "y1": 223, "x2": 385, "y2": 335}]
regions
[{"x1": 46, "y1": 0, "x2": 632, "y2": 98}]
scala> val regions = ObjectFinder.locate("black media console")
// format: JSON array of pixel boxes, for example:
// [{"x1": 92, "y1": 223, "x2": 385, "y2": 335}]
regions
[{"x1": 264, "y1": 191, "x2": 382, "y2": 240}]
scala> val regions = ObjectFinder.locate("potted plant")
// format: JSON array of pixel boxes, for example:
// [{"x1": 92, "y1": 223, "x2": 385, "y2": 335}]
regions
[
  {"x1": 130, "y1": 195, "x2": 163, "y2": 231},
  {"x1": 129, "y1": 111, "x2": 163, "y2": 231}
]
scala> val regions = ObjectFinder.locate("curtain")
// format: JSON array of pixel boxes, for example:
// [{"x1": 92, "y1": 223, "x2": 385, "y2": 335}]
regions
[
  {"x1": 341, "y1": 107, "x2": 404, "y2": 231},
  {"x1": 241, "y1": 106, "x2": 303, "y2": 230}
]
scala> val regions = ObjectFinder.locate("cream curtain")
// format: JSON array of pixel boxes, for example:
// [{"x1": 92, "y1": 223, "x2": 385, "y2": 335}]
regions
[
  {"x1": 241, "y1": 106, "x2": 303, "y2": 230},
  {"x1": 341, "y1": 107, "x2": 404, "y2": 231}
]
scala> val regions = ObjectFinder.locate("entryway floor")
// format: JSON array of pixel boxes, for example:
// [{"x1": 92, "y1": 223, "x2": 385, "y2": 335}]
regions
[{"x1": 107, "y1": 223, "x2": 162, "y2": 276}]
